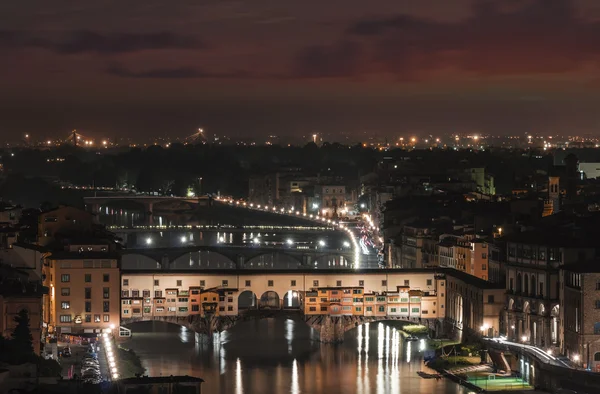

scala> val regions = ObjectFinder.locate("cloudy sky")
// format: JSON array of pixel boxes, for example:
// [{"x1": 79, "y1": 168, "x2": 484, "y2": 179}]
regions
[{"x1": 2, "y1": 0, "x2": 600, "y2": 141}]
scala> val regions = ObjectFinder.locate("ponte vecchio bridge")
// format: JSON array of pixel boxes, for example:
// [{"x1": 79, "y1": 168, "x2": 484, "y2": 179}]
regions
[{"x1": 119, "y1": 269, "x2": 447, "y2": 343}]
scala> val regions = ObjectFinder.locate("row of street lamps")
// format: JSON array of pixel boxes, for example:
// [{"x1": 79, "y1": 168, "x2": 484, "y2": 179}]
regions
[
  {"x1": 216, "y1": 197, "x2": 361, "y2": 266},
  {"x1": 102, "y1": 331, "x2": 120, "y2": 380}
]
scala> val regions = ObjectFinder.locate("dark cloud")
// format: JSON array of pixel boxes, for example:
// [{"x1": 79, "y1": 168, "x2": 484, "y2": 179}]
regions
[
  {"x1": 292, "y1": 41, "x2": 363, "y2": 78},
  {"x1": 296, "y1": 0, "x2": 600, "y2": 79},
  {"x1": 346, "y1": 15, "x2": 433, "y2": 36},
  {"x1": 0, "y1": 30, "x2": 205, "y2": 54},
  {"x1": 107, "y1": 65, "x2": 248, "y2": 79}
]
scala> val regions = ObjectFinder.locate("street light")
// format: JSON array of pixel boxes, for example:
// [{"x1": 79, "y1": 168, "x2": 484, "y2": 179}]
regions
[
  {"x1": 180, "y1": 236, "x2": 186, "y2": 243},
  {"x1": 343, "y1": 241, "x2": 350, "y2": 247},
  {"x1": 318, "y1": 240, "x2": 326, "y2": 247},
  {"x1": 286, "y1": 239, "x2": 293, "y2": 246},
  {"x1": 146, "y1": 237, "x2": 152, "y2": 245}
]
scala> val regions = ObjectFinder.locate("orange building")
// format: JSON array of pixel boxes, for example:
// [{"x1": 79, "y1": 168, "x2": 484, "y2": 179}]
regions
[
  {"x1": 200, "y1": 290, "x2": 220, "y2": 316},
  {"x1": 304, "y1": 291, "x2": 319, "y2": 315}
]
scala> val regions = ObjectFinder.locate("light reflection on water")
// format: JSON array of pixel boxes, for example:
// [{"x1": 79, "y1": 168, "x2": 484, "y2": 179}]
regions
[{"x1": 124, "y1": 318, "x2": 469, "y2": 394}]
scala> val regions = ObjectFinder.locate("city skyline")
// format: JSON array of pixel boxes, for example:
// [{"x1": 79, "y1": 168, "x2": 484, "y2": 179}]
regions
[{"x1": 3, "y1": 0, "x2": 600, "y2": 139}]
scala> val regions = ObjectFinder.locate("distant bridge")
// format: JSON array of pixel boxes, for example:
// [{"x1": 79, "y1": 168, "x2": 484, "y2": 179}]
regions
[
  {"x1": 120, "y1": 245, "x2": 356, "y2": 270},
  {"x1": 109, "y1": 224, "x2": 334, "y2": 234},
  {"x1": 84, "y1": 195, "x2": 210, "y2": 213}
]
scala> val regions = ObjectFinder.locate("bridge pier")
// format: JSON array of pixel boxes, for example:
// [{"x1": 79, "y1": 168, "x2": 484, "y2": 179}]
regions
[
  {"x1": 236, "y1": 255, "x2": 245, "y2": 269},
  {"x1": 319, "y1": 316, "x2": 346, "y2": 343},
  {"x1": 302, "y1": 255, "x2": 312, "y2": 266}
]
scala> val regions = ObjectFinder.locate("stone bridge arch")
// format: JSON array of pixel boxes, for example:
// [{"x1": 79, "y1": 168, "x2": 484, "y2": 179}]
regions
[
  {"x1": 259, "y1": 291, "x2": 281, "y2": 309},
  {"x1": 170, "y1": 250, "x2": 237, "y2": 270},
  {"x1": 304, "y1": 315, "x2": 441, "y2": 343},
  {"x1": 120, "y1": 315, "x2": 238, "y2": 337},
  {"x1": 245, "y1": 252, "x2": 302, "y2": 269},
  {"x1": 282, "y1": 290, "x2": 302, "y2": 309},
  {"x1": 312, "y1": 253, "x2": 351, "y2": 269},
  {"x1": 120, "y1": 253, "x2": 161, "y2": 270},
  {"x1": 152, "y1": 199, "x2": 194, "y2": 212},
  {"x1": 238, "y1": 290, "x2": 258, "y2": 309}
]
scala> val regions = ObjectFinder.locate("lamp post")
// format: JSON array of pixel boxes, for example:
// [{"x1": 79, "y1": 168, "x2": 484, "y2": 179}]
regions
[{"x1": 574, "y1": 354, "x2": 581, "y2": 368}]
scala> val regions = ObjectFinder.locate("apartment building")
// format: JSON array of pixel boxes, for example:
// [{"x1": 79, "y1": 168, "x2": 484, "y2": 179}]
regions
[{"x1": 43, "y1": 245, "x2": 120, "y2": 336}]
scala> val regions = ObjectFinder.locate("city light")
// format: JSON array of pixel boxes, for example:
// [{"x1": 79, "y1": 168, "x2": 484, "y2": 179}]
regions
[
  {"x1": 146, "y1": 237, "x2": 152, "y2": 245},
  {"x1": 221, "y1": 195, "x2": 360, "y2": 266},
  {"x1": 102, "y1": 331, "x2": 120, "y2": 381},
  {"x1": 286, "y1": 239, "x2": 294, "y2": 246},
  {"x1": 180, "y1": 236, "x2": 186, "y2": 243}
]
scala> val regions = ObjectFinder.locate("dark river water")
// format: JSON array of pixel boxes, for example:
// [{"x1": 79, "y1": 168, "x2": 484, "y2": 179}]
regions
[{"x1": 123, "y1": 319, "x2": 469, "y2": 394}]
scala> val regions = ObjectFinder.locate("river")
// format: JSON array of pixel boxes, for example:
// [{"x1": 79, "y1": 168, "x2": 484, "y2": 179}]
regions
[{"x1": 123, "y1": 319, "x2": 469, "y2": 394}]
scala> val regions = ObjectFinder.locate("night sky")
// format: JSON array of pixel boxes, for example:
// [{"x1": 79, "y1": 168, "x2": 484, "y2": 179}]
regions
[{"x1": 2, "y1": 0, "x2": 600, "y2": 141}]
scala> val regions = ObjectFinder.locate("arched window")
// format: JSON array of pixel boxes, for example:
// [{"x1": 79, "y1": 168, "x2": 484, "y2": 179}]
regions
[{"x1": 595, "y1": 352, "x2": 600, "y2": 362}]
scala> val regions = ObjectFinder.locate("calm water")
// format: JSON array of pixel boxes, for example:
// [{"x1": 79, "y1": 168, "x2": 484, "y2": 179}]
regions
[{"x1": 124, "y1": 319, "x2": 468, "y2": 394}]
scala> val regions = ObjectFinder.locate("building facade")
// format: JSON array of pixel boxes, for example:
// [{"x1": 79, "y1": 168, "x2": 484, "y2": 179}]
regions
[
  {"x1": 445, "y1": 271, "x2": 504, "y2": 339},
  {"x1": 120, "y1": 271, "x2": 447, "y2": 323},
  {"x1": 504, "y1": 232, "x2": 595, "y2": 350},
  {"x1": 560, "y1": 263, "x2": 600, "y2": 371},
  {"x1": 314, "y1": 185, "x2": 346, "y2": 218},
  {"x1": 43, "y1": 248, "x2": 120, "y2": 337},
  {"x1": 38, "y1": 206, "x2": 95, "y2": 246}
]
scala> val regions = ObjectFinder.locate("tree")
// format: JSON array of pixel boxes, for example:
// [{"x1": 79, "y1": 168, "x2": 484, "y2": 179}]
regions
[{"x1": 12, "y1": 309, "x2": 35, "y2": 359}]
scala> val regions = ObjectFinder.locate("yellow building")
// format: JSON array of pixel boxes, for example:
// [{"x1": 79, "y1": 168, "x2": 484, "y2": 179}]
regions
[{"x1": 44, "y1": 248, "x2": 120, "y2": 337}]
